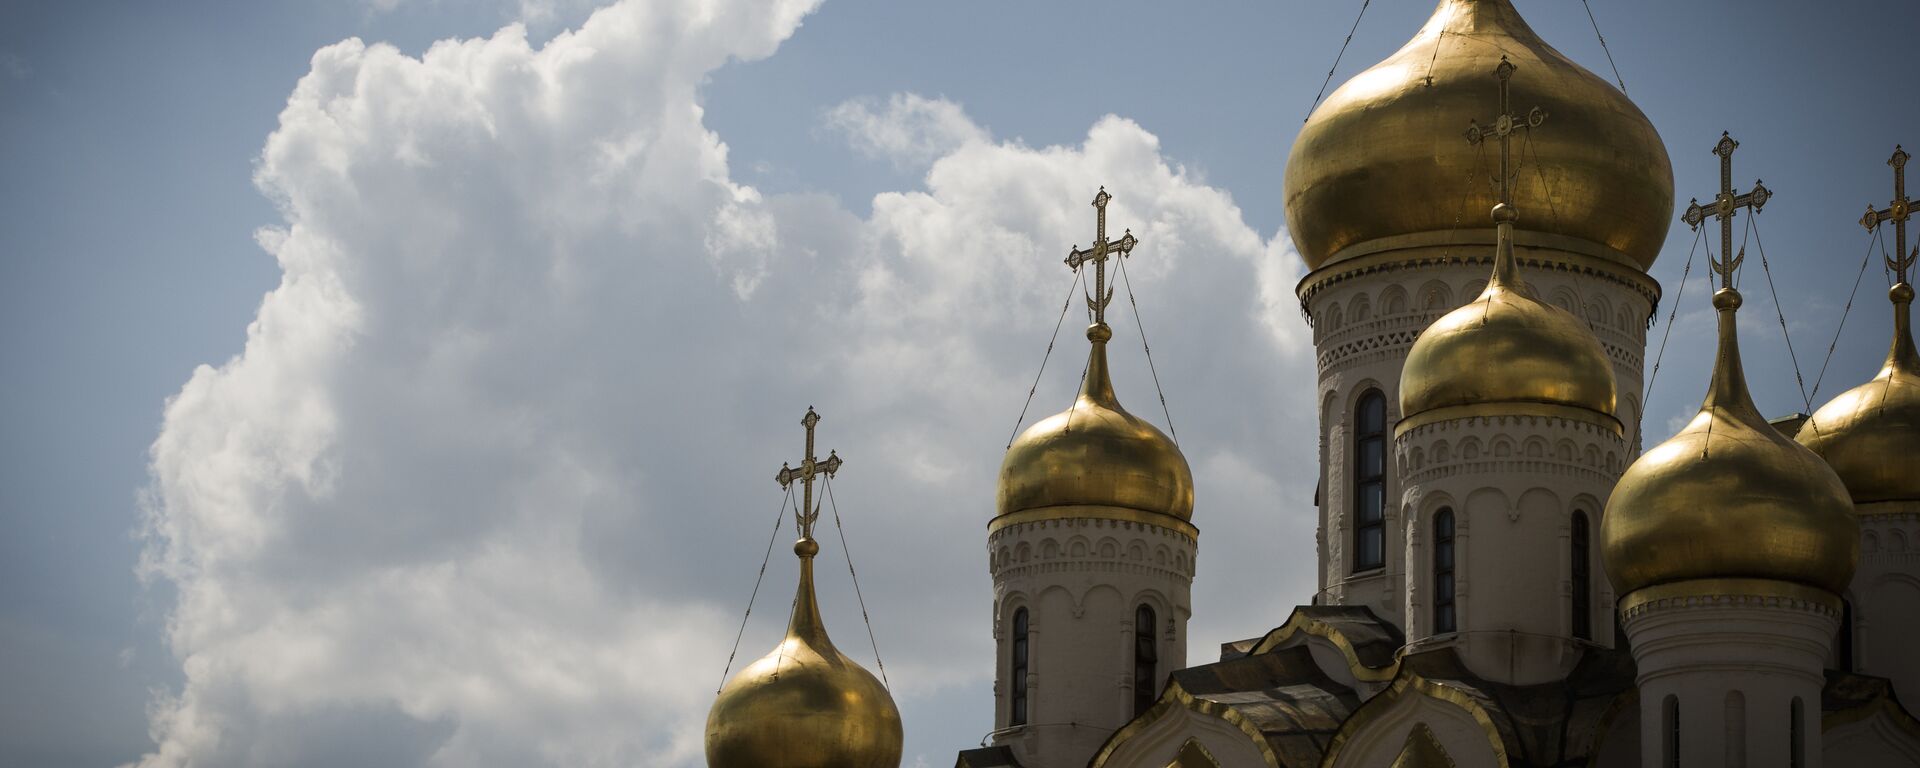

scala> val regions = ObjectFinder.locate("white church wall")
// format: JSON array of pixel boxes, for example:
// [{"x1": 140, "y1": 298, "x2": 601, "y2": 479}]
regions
[
  {"x1": 1302, "y1": 242, "x2": 1653, "y2": 646},
  {"x1": 1850, "y1": 503, "x2": 1920, "y2": 708},
  {"x1": 988, "y1": 515, "x2": 1195, "y2": 768},
  {"x1": 1625, "y1": 592, "x2": 1837, "y2": 768}
]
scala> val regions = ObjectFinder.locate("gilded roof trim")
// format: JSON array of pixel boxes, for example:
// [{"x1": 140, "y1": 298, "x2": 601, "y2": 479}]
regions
[
  {"x1": 1248, "y1": 608, "x2": 1402, "y2": 683},
  {"x1": 1320, "y1": 670, "x2": 1513, "y2": 768},
  {"x1": 1087, "y1": 680, "x2": 1284, "y2": 768}
]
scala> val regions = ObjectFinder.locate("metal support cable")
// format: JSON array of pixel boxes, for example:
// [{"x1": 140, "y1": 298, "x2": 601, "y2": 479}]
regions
[
  {"x1": 1748, "y1": 215, "x2": 1812, "y2": 411},
  {"x1": 1006, "y1": 268, "x2": 1085, "y2": 451},
  {"x1": 1115, "y1": 253, "x2": 1178, "y2": 444},
  {"x1": 823, "y1": 476, "x2": 888, "y2": 690},
  {"x1": 1809, "y1": 228, "x2": 1882, "y2": 402},
  {"x1": 1644, "y1": 226, "x2": 1704, "y2": 408},
  {"x1": 1304, "y1": 0, "x2": 1372, "y2": 122},
  {"x1": 717, "y1": 486, "x2": 795, "y2": 695},
  {"x1": 1580, "y1": 0, "x2": 1629, "y2": 94}
]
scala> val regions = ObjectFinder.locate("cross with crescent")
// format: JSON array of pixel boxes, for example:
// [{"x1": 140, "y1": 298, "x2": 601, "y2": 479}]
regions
[
  {"x1": 1465, "y1": 56, "x2": 1547, "y2": 208},
  {"x1": 774, "y1": 407, "x2": 841, "y2": 540},
  {"x1": 1683, "y1": 132, "x2": 1772, "y2": 289},
  {"x1": 1861, "y1": 145, "x2": 1918, "y2": 284},
  {"x1": 1064, "y1": 188, "x2": 1139, "y2": 327}
]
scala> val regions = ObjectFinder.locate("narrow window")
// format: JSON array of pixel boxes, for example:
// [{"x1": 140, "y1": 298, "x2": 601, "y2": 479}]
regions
[
  {"x1": 1133, "y1": 605, "x2": 1158, "y2": 716},
  {"x1": 1354, "y1": 390, "x2": 1387, "y2": 572},
  {"x1": 1725, "y1": 691, "x2": 1746, "y2": 768},
  {"x1": 1433, "y1": 508, "x2": 1456, "y2": 634},
  {"x1": 1010, "y1": 608, "x2": 1030, "y2": 726},
  {"x1": 1663, "y1": 695, "x2": 1681, "y2": 768},
  {"x1": 1572, "y1": 511, "x2": 1592, "y2": 640},
  {"x1": 1790, "y1": 697, "x2": 1805, "y2": 768},
  {"x1": 1839, "y1": 599, "x2": 1855, "y2": 672}
]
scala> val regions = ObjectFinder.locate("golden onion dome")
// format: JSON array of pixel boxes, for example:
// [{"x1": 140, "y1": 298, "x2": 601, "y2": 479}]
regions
[
  {"x1": 706, "y1": 537, "x2": 903, "y2": 768},
  {"x1": 1399, "y1": 204, "x2": 1619, "y2": 430},
  {"x1": 997, "y1": 324, "x2": 1194, "y2": 522},
  {"x1": 1797, "y1": 283, "x2": 1920, "y2": 504},
  {"x1": 1603, "y1": 288, "x2": 1858, "y2": 599},
  {"x1": 1284, "y1": 0, "x2": 1673, "y2": 271}
]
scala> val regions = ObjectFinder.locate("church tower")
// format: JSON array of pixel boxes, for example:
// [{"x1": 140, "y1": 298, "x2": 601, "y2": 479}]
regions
[
  {"x1": 1605, "y1": 135, "x2": 1859, "y2": 768},
  {"x1": 1285, "y1": 0, "x2": 1668, "y2": 647},
  {"x1": 988, "y1": 190, "x2": 1196, "y2": 768},
  {"x1": 1798, "y1": 146, "x2": 1920, "y2": 707}
]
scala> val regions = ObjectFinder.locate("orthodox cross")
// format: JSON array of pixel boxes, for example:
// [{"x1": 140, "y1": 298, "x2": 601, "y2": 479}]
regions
[
  {"x1": 1683, "y1": 132, "x2": 1772, "y2": 289},
  {"x1": 774, "y1": 407, "x2": 841, "y2": 540},
  {"x1": 1465, "y1": 56, "x2": 1547, "y2": 207},
  {"x1": 1064, "y1": 188, "x2": 1138, "y2": 326},
  {"x1": 1861, "y1": 146, "x2": 1917, "y2": 284}
]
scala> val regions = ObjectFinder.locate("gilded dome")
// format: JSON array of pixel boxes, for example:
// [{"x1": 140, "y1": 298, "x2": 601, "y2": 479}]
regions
[
  {"x1": 1603, "y1": 289, "x2": 1858, "y2": 599},
  {"x1": 1284, "y1": 0, "x2": 1673, "y2": 271},
  {"x1": 997, "y1": 325, "x2": 1194, "y2": 522},
  {"x1": 706, "y1": 538, "x2": 903, "y2": 768},
  {"x1": 1797, "y1": 283, "x2": 1920, "y2": 504},
  {"x1": 1399, "y1": 205, "x2": 1619, "y2": 429}
]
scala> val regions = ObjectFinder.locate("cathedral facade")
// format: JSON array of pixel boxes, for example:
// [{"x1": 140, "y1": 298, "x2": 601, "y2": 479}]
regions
[
  {"x1": 956, "y1": 1, "x2": 1920, "y2": 766},
  {"x1": 706, "y1": 1, "x2": 1920, "y2": 767}
]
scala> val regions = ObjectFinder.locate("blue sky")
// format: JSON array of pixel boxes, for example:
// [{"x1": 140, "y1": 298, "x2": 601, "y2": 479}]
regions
[{"x1": 1, "y1": 1, "x2": 1915, "y2": 766}]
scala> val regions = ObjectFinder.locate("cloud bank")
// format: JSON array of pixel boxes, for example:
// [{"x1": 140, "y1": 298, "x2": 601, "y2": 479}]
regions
[{"x1": 138, "y1": 1, "x2": 1317, "y2": 765}]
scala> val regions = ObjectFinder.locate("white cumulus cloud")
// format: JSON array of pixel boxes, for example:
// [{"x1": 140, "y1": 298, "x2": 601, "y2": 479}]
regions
[{"x1": 137, "y1": 1, "x2": 1318, "y2": 765}]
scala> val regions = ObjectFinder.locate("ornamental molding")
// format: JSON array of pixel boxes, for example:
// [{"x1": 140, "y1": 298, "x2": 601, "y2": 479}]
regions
[
  {"x1": 1394, "y1": 415, "x2": 1630, "y2": 485},
  {"x1": 1621, "y1": 590, "x2": 1842, "y2": 622},
  {"x1": 1298, "y1": 250, "x2": 1661, "y2": 324}
]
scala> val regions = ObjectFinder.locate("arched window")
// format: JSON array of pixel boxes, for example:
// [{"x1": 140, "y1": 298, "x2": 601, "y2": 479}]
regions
[
  {"x1": 1010, "y1": 608, "x2": 1030, "y2": 727},
  {"x1": 1133, "y1": 605, "x2": 1158, "y2": 717},
  {"x1": 1572, "y1": 511, "x2": 1592, "y2": 640},
  {"x1": 1790, "y1": 697, "x2": 1805, "y2": 768},
  {"x1": 1354, "y1": 390, "x2": 1387, "y2": 572},
  {"x1": 1663, "y1": 695, "x2": 1681, "y2": 768},
  {"x1": 1433, "y1": 508, "x2": 1456, "y2": 634}
]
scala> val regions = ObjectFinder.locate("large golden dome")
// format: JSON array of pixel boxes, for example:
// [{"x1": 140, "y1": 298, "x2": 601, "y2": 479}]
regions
[
  {"x1": 706, "y1": 538, "x2": 903, "y2": 768},
  {"x1": 1603, "y1": 289, "x2": 1858, "y2": 599},
  {"x1": 1797, "y1": 283, "x2": 1920, "y2": 504},
  {"x1": 1284, "y1": 0, "x2": 1673, "y2": 271},
  {"x1": 997, "y1": 324, "x2": 1194, "y2": 522},
  {"x1": 1399, "y1": 204, "x2": 1618, "y2": 430}
]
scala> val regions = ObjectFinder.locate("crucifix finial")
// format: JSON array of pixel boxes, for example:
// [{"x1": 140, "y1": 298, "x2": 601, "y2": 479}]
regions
[
  {"x1": 1683, "y1": 132, "x2": 1772, "y2": 290},
  {"x1": 1465, "y1": 56, "x2": 1547, "y2": 211},
  {"x1": 1862, "y1": 145, "x2": 1917, "y2": 285},
  {"x1": 1065, "y1": 187, "x2": 1139, "y2": 333},
  {"x1": 774, "y1": 406, "x2": 841, "y2": 545}
]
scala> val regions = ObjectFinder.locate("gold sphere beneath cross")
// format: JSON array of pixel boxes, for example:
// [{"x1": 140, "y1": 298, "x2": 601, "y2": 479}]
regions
[
  {"x1": 998, "y1": 328, "x2": 1194, "y2": 523},
  {"x1": 1604, "y1": 290, "x2": 1859, "y2": 599},
  {"x1": 1284, "y1": 0, "x2": 1673, "y2": 271},
  {"x1": 1797, "y1": 284, "x2": 1920, "y2": 504}
]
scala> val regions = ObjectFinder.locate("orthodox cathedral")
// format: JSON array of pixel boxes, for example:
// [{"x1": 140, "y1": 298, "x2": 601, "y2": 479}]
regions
[{"x1": 705, "y1": 0, "x2": 1920, "y2": 766}]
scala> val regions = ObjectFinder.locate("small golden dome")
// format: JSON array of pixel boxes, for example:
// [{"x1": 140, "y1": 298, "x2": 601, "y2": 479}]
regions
[
  {"x1": 1603, "y1": 289, "x2": 1858, "y2": 599},
  {"x1": 997, "y1": 325, "x2": 1194, "y2": 521},
  {"x1": 706, "y1": 539, "x2": 903, "y2": 768},
  {"x1": 1798, "y1": 283, "x2": 1920, "y2": 504},
  {"x1": 1284, "y1": 0, "x2": 1673, "y2": 271},
  {"x1": 1399, "y1": 205, "x2": 1619, "y2": 429}
]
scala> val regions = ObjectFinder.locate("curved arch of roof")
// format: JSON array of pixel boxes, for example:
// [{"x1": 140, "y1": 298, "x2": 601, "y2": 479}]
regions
[
  {"x1": 1248, "y1": 607, "x2": 1400, "y2": 683},
  {"x1": 1086, "y1": 680, "x2": 1284, "y2": 768},
  {"x1": 1320, "y1": 669, "x2": 1512, "y2": 768}
]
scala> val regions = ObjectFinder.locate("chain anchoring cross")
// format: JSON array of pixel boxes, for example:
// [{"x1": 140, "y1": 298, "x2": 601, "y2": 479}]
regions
[
  {"x1": 1683, "y1": 132, "x2": 1772, "y2": 289},
  {"x1": 1465, "y1": 56, "x2": 1547, "y2": 208},
  {"x1": 1064, "y1": 188, "x2": 1139, "y2": 327},
  {"x1": 774, "y1": 407, "x2": 842, "y2": 540},
  {"x1": 1862, "y1": 146, "x2": 1918, "y2": 284}
]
